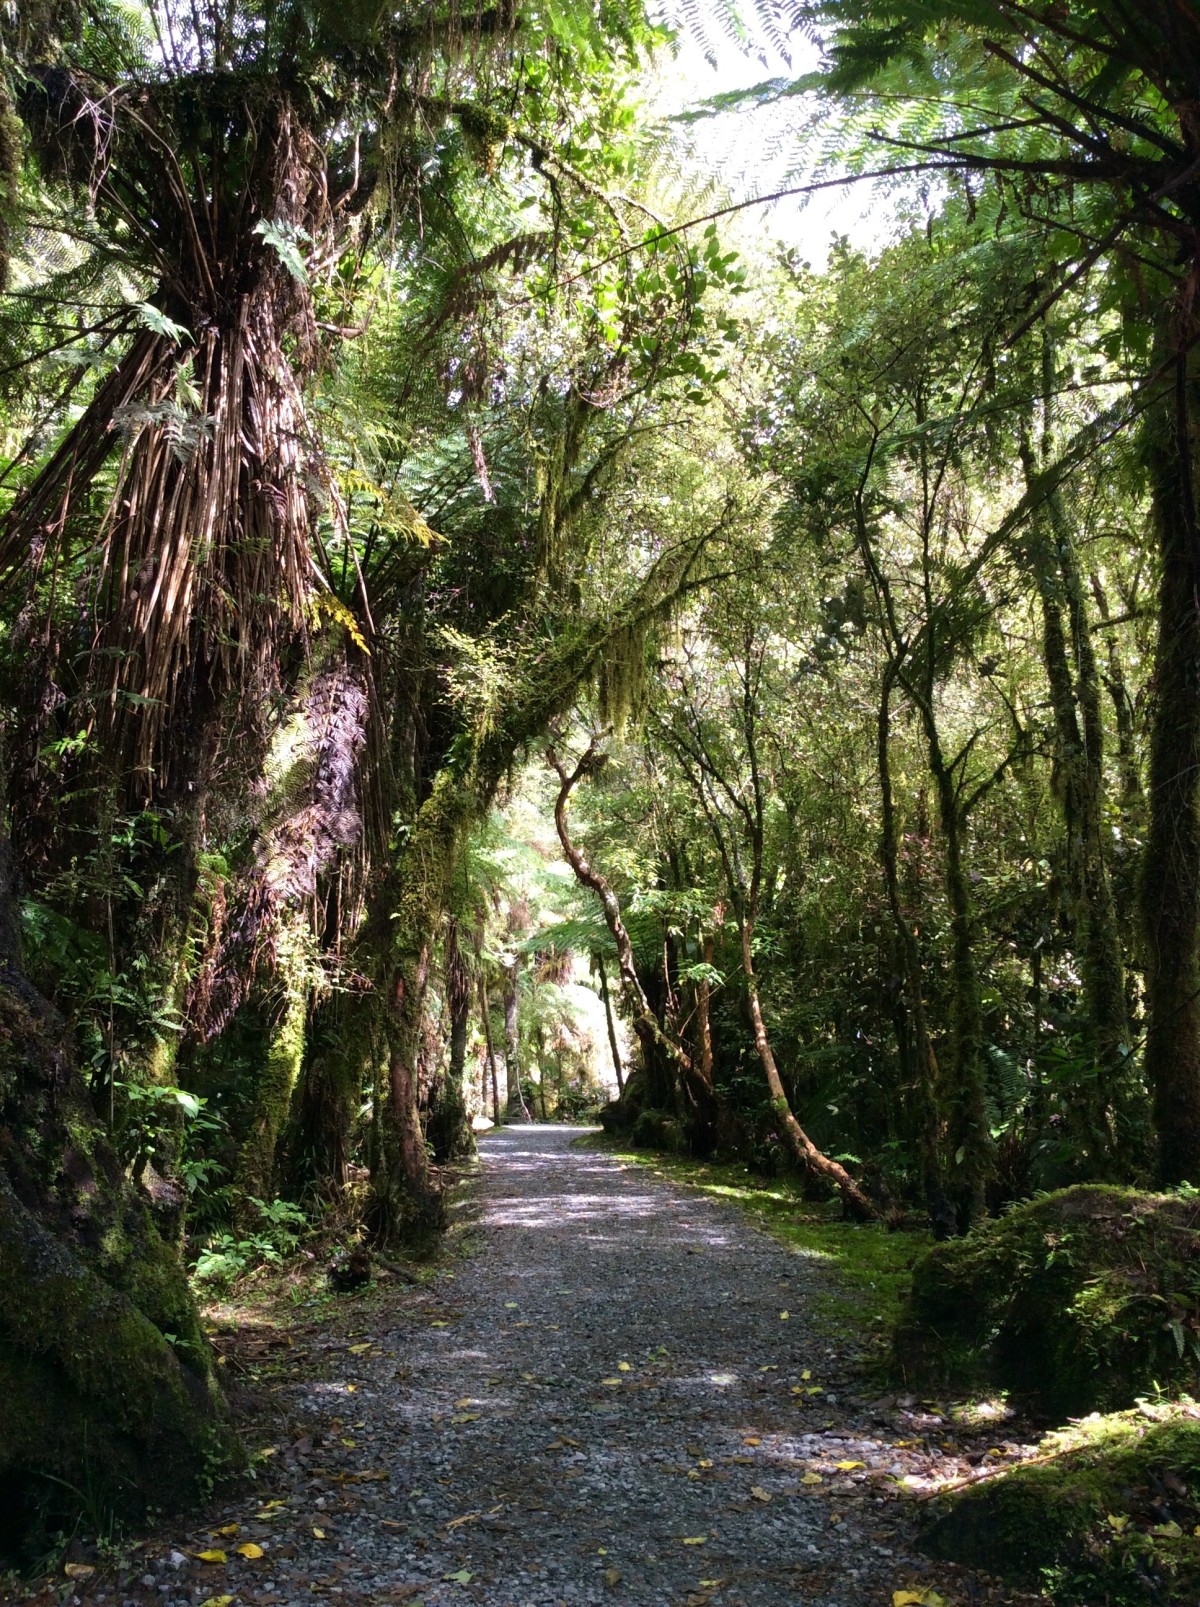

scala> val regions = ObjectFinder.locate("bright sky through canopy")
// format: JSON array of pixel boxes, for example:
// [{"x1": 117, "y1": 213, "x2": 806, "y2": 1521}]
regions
[{"x1": 646, "y1": 22, "x2": 912, "y2": 268}]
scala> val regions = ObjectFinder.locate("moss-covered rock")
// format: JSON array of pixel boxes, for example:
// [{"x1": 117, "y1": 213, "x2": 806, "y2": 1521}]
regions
[
  {"x1": 0, "y1": 957, "x2": 239, "y2": 1560},
  {"x1": 921, "y1": 1405, "x2": 1200, "y2": 1605},
  {"x1": 895, "y1": 1185, "x2": 1200, "y2": 1415},
  {"x1": 630, "y1": 1108, "x2": 686, "y2": 1153}
]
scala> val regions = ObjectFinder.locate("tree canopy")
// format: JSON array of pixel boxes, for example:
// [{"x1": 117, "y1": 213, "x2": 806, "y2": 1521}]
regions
[{"x1": 4, "y1": 0, "x2": 1200, "y2": 1581}]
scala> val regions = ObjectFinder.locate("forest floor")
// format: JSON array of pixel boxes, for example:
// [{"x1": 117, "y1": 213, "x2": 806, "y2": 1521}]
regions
[{"x1": 10, "y1": 1125, "x2": 1051, "y2": 1607}]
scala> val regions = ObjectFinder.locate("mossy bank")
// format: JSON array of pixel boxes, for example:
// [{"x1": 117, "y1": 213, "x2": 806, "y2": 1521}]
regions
[{"x1": 896, "y1": 1186, "x2": 1200, "y2": 1417}]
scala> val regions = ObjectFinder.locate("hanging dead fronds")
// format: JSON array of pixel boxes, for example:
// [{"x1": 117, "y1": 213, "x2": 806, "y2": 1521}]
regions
[
  {"x1": 1, "y1": 79, "x2": 339, "y2": 787},
  {"x1": 188, "y1": 655, "x2": 369, "y2": 1039}
]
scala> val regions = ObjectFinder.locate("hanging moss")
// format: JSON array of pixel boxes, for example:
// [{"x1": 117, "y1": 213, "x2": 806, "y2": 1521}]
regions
[{"x1": 596, "y1": 619, "x2": 649, "y2": 731}]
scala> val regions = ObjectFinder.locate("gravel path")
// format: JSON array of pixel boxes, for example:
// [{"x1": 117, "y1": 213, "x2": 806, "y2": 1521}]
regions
[{"x1": 49, "y1": 1126, "x2": 1043, "y2": 1607}]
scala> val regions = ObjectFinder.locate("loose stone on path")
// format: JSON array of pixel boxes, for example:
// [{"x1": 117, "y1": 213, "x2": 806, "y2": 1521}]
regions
[{"x1": 47, "y1": 1126, "x2": 1045, "y2": 1607}]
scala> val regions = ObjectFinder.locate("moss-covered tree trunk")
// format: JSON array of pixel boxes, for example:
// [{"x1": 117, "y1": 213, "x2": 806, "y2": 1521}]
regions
[
  {"x1": 1021, "y1": 394, "x2": 1130, "y2": 1170},
  {"x1": 1142, "y1": 316, "x2": 1200, "y2": 1185},
  {"x1": 367, "y1": 774, "x2": 473, "y2": 1236},
  {"x1": 233, "y1": 930, "x2": 310, "y2": 1222},
  {"x1": 0, "y1": 836, "x2": 237, "y2": 1547},
  {"x1": 919, "y1": 709, "x2": 993, "y2": 1231},
  {"x1": 286, "y1": 986, "x2": 376, "y2": 1201},
  {"x1": 479, "y1": 975, "x2": 503, "y2": 1124},
  {"x1": 596, "y1": 951, "x2": 625, "y2": 1094},
  {"x1": 877, "y1": 662, "x2": 952, "y2": 1236},
  {"x1": 503, "y1": 954, "x2": 529, "y2": 1120},
  {"x1": 427, "y1": 920, "x2": 475, "y2": 1163}
]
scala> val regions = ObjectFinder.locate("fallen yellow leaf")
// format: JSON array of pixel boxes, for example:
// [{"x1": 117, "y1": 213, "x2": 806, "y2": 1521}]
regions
[
  {"x1": 801, "y1": 1369, "x2": 812, "y2": 1380},
  {"x1": 504, "y1": 1301, "x2": 519, "y2": 1309},
  {"x1": 348, "y1": 1342, "x2": 371, "y2": 1354},
  {"x1": 63, "y1": 1565, "x2": 94, "y2": 1580},
  {"x1": 237, "y1": 1542, "x2": 264, "y2": 1559},
  {"x1": 194, "y1": 1549, "x2": 227, "y2": 1564},
  {"x1": 681, "y1": 1536, "x2": 707, "y2": 1545},
  {"x1": 743, "y1": 1435, "x2": 762, "y2": 1446},
  {"x1": 453, "y1": 1397, "x2": 473, "y2": 1408},
  {"x1": 345, "y1": 1383, "x2": 358, "y2": 1391},
  {"x1": 312, "y1": 1527, "x2": 327, "y2": 1540},
  {"x1": 215, "y1": 1524, "x2": 239, "y2": 1537},
  {"x1": 600, "y1": 1377, "x2": 622, "y2": 1386},
  {"x1": 779, "y1": 1310, "x2": 790, "y2": 1319},
  {"x1": 698, "y1": 1458, "x2": 713, "y2": 1468},
  {"x1": 750, "y1": 1485, "x2": 772, "y2": 1502},
  {"x1": 198, "y1": 1596, "x2": 235, "y2": 1607},
  {"x1": 617, "y1": 1361, "x2": 632, "y2": 1372},
  {"x1": 836, "y1": 1460, "x2": 865, "y2": 1471},
  {"x1": 451, "y1": 1412, "x2": 480, "y2": 1424},
  {"x1": 801, "y1": 1473, "x2": 823, "y2": 1486}
]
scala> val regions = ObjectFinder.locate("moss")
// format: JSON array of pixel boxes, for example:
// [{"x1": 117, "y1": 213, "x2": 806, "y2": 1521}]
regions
[
  {"x1": 0, "y1": 1172, "x2": 239, "y2": 1548},
  {"x1": 234, "y1": 977, "x2": 309, "y2": 1216},
  {"x1": 895, "y1": 1185, "x2": 1200, "y2": 1415},
  {"x1": 0, "y1": 972, "x2": 239, "y2": 1559},
  {"x1": 921, "y1": 1405, "x2": 1200, "y2": 1605},
  {"x1": 630, "y1": 1109, "x2": 686, "y2": 1152}
]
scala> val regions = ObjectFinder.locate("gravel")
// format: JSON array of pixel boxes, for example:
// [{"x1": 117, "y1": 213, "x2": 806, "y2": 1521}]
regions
[{"x1": 29, "y1": 1125, "x2": 1047, "y2": 1607}]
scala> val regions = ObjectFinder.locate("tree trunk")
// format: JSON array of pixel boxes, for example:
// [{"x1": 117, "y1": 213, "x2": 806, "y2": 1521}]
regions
[
  {"x1": 596, "y1": 951, "x2": 625, "y2": 1094},
  {"x1": 919, "y1": 709, "x2": 993, "y2": 1230},
  {"x1": 738, "y1": 921, "x2": 876, "y2": 1222},
  {"x1": 549, "y1": 746, "x2": 717, "y2": 1127},
  {"x1": 877, "y1": 663, "x2": 951, "y2": 1236},
  {"x1": 503, "y1": 956, "x2": 529, "y2": 1120},
  {"x1": 0, "y1": 835, "x2": 238, "y2": 1545},
  {"x1": 1020, "y1": 423, "x2": 1130, "y2": 1168},
  {"x1": 427, "y1": 928, "x2": 475, "y2": 1163},
  {"x1": 696, "y1": 934, "x2": 715, "y2": 1091},
  {"x1": 233, "y1": 924, "x2": 311, "y2": 1222},
  {"x1": 1142, "y1": 317, "x2": 1200, "y2": 1184},
  {"x1": 480, "y1": 975, "x2": 503, "y2": 1125},
  {"x1": 367, "y1": 777, "x2": 470, "y2": 1237},
  {"x1": 286, "y1": 986, "x2": 376, "y2": 1201}
]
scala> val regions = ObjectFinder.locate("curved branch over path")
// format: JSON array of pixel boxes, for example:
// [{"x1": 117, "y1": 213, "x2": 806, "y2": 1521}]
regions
[{"x1": 547, "y1": 741, "x2": 712, "y2": 1117}]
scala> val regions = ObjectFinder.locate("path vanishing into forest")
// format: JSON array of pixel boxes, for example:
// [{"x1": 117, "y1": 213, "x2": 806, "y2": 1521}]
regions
[{"x1": 30, "y1": 1128, "x2": 1045, "y2": 1607}]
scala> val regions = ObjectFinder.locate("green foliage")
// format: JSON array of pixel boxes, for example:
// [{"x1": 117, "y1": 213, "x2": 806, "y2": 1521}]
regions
[
  {"x1": 896, "y1": 1187, "x2": 1200, "y2": 1415},
  {"x1": 921, "y1": 1405, "x2": 1200, "y2": 1606},
  {"x1": 191, "y1": 1198, "x2": 309, "y2": 1287}
]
